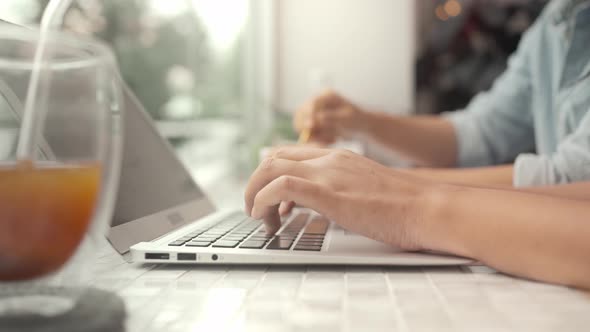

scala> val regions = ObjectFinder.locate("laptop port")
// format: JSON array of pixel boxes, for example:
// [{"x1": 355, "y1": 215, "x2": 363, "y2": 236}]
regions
[
  {"x1": 145, "y1": 253, "x2": 169, "y2": 260},
  {"x1": 177, "y1": 253, "x2": 197, "y2": 261}
]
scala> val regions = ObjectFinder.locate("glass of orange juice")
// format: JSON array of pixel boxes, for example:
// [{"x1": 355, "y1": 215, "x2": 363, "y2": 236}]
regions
[{"x1": 0, "y1": 24, "x2": 122, "y2": 315}]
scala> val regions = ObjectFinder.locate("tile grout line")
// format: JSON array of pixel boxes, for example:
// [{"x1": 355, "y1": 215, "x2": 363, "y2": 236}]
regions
[
  {"x1": 384, "y1": 268, "x2": 411, "y2": 332},
  {"x1": 286, "y1": 265, "x2": 310, "y2": 332},
  {"x1": 342, "y1": 271, "x2": 350, "y2": 332},
  {"x1": 222, "y1": 265, "x2": 271, "y2": 332},
  {"x1": 424, "y1": 268, "x2": 458, "y2": 330}
]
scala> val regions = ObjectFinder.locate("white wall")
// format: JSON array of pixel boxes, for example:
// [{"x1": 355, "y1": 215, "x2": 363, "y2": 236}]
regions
[{"x1": 276, "y1": 0, "x2": 415, "y2": 114}]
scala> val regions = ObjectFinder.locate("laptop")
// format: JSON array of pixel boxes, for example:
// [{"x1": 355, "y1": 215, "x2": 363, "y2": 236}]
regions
[{"x1": 107, "y1": 85, "x2": 472, "y2": 266}]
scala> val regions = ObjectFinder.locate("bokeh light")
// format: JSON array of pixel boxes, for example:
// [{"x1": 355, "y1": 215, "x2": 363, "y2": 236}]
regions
[
  {"x1": 435, "y1": 5, "x2": 449, "y2": 21},
  {"x1": 444, "y1": 0, "x2": 462, "y2": 17}
]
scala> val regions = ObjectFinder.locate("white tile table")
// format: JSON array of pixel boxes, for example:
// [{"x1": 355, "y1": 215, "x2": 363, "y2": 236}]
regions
[
  {"x1": 89, "y1": 141, "x2": 590, "y2": 331},
  {"x1": 90, "y1": 240, "x2": 590, "y2": 332}
]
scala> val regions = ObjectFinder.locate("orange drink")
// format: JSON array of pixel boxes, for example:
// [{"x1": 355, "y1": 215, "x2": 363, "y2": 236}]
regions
[{"x1": 0, "y1": 161, "x2": 100, "y2": 280}]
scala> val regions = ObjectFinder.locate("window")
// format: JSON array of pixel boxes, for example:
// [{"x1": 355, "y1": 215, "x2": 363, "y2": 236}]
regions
[
  {"x1": 2, "y1": 0, "x2": 248, "y2": 121},
  {"x1": 1, "y1": 0, "x2": 272, "y2": 206}
]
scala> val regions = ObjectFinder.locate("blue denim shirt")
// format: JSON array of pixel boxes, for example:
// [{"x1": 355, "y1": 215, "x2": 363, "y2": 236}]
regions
[{"x1": 446, "y1": 0, "x2": 590, "y2": 187}]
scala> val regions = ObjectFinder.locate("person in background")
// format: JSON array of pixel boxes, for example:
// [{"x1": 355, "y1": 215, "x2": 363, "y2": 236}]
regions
[
  {"x1": 294, "y1": 0, "x2": 590, "y2": 188},
  {"x1": 415, "y1": 0, "x2": 548, "y2": 115},
  {"x1": 244, "y1": 0, "x2": 590, "y2": 290}
]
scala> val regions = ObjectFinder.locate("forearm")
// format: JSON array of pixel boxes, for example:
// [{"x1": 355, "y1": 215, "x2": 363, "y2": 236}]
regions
[
  {"x1": 422, "y1": 185, "x2": 590, "y2": 289},
  {"x1": 406, "y1": 169, "x2": 590, "y2": 197},
  {"x1": 360, "y1": 112, "x2": 458, "y2": 167},
  {"x1": 520, "y1": 182, "x2": 590, "y2": 200},
  {"x1": 405, "y1": 165, "x2": 514, "y2": 187}
]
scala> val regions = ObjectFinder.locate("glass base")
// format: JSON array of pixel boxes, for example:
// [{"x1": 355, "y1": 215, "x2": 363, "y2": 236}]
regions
[
  {"x1": 0, "y1": 286, "x2": 126, "y2": 332},
  {"x1": 0, "y1": 294, "x2": 75, "y2": 316}
]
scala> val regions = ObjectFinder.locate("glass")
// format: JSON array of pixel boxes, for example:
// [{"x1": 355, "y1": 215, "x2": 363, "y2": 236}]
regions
[{"x1": 0, "y1": 24, "x2": 122, "y2": 313}]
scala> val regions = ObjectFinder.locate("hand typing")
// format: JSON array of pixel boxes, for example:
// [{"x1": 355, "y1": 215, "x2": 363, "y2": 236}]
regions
[{"x1": 244, "y1": 146, "x2": 432, "y2": 251}]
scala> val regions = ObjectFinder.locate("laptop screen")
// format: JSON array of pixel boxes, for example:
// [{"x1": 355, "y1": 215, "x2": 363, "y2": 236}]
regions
[
  {"x1": 111, "y1": 87, "x2": 207, "y2": 227},
  {"x1": 106, "y1": 85, "x2": 216, "y2": 253}
]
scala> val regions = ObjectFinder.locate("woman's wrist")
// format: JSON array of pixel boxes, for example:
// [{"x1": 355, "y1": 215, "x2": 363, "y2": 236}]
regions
[
  {"x1": 356, "y1": 110, "x2": 401, "y2": 136},
  {"x1": 355, "y1": 109, "x2": 380, "y2": 134},
  {"x1": 416, "y1": 183, "x2": 473, "y2": 257}
]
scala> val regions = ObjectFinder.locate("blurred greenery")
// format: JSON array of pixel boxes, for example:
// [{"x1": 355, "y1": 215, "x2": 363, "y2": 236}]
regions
[
  {"x1": 33, "y1": 0, "x2": 244, "y2": 121},
  {"x1": 273, "y1": 111, "x2": 298, "y2": 141}
]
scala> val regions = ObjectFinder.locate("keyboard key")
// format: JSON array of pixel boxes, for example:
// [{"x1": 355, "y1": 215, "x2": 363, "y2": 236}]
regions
[
  {"x1": 198, "y1": 233, "x2": 221, "y2": 238},
  {"x1": 186, "y1": 241, "x2": 211, "y2": 247},
  {"x1": 212, "y1": 240, "x2": 240, "y2": 248},
  {"x1": 303, "y1": 217, "x2": 329, "y2": 235},
  {"x1": 223, "y1": 236, "x2": 246, "y2": 241},
  {"x1": 210, "y1": 226, "x2": 233, "y2": 230},
  {"x1": 288, "y1": 213, "x2": 310, "y2": 226},
  {"x1": 231, "y1": 232, "x2": 252, "y2": 236},
  {"x1": 298, "y1": 235, "x2": 324, "y2": 240},
  {"x1": 239, "y1": 241, "x2": 267, "y2": 249},
  {"x1": 194, "y1": 236, "x2": 219, "y2": 242},
  {"x1": 250, "y1": 235, "x2": 273, "y2": 240},
  {"x1": 299, "y1": 234, "x2": 324, "y2": 239},
  {"x1": 203, "y1": 231, "x2": 228, "y2": 236},
  {"x1": 230, "y1": 229, "x2": 252, "y2": 233},
  {"x1": 294, "y1": 245, "x2": 322, "y2": 251},
  {"x1": 249, "y1": 239, "x2": 272, "y2": 244},
  {"x1": 201, "y1": 231, "x2": 226, "y2": 235},
  {"x1": 168, "y1": 241, "x2": 186, "y2": 246},
  {"x1": 296, "y1": 240, "x2": 323, "y2": 246},
  {"x1": 238, "y1": 226, "x2": 256, "y2": 231},
  {"x1": 223, "y1": 238, "x2": 246, "y2": 243},
  {"x1": 276, "y1": 235, "x2": 297, "y2": 241},
  {"x1": 266, "y1": 238, "x2": 294, "y2": 250},
  {"x1": 299, "y1": 238, "x2": 324, "y2": 244}
]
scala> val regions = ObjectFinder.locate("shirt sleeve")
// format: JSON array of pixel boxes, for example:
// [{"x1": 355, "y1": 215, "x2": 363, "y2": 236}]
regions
[
  {"x1": 443, "y1": 18, "x2": 542, "y2": 167},
  {"x1": 514, "y1": 107, "x2": 590, "y2": 187}
]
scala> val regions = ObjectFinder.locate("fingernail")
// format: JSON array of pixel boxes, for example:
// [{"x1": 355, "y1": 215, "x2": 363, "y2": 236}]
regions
[{"x1": 251, "y1": 207, "x2": 259, "y2": 219}]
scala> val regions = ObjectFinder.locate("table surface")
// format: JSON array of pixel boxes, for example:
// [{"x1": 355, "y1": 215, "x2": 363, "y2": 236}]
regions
[
  {"x1": 87, "y1": 141, "x2": 590, "y2": 332},
  {"x1": 89, "y1": 239, "x2": 590, "y2": 332}
]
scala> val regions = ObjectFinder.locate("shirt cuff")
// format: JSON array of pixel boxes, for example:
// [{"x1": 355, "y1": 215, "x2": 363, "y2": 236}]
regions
[
  {"x1": 443, "y1": 111, "x2": 488, "y2": 167},
  {"x1": 513, "y1": 153, "x2": 557, "y2": 187}
]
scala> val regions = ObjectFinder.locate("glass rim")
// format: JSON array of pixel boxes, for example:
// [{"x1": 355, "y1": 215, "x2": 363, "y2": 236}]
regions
[{"x1": 0, "y1": 25, "x2": 116, "y2": 71}]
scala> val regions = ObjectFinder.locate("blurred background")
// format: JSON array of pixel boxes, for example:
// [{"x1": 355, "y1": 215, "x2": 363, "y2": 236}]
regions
[{"x1": 0, "y1": 0, "x2": 548, "y2": 205}]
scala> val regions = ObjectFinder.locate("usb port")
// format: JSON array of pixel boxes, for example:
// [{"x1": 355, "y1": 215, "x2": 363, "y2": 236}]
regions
[
  {"x1": 145, "y1": 253, "x2": 170, "y2": 260},
  {"x1": 177, "y1": 253, "x2": 197, "y2": 261}
]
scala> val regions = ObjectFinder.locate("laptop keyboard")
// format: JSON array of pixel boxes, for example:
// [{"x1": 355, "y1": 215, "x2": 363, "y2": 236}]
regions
[{"x1": 168, "y1": 212, "x2": 327, "y2": 251}]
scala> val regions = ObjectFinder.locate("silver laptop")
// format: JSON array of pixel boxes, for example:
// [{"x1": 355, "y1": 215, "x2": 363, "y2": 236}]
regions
[{"x1": 108, "y1": 86, "x2": 471, "y2": 266}]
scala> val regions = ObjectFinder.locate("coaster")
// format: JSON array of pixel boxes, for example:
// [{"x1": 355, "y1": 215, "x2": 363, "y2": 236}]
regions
[{"x1": 0, "y1": 286, "x2": 126, "y2": 332}]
